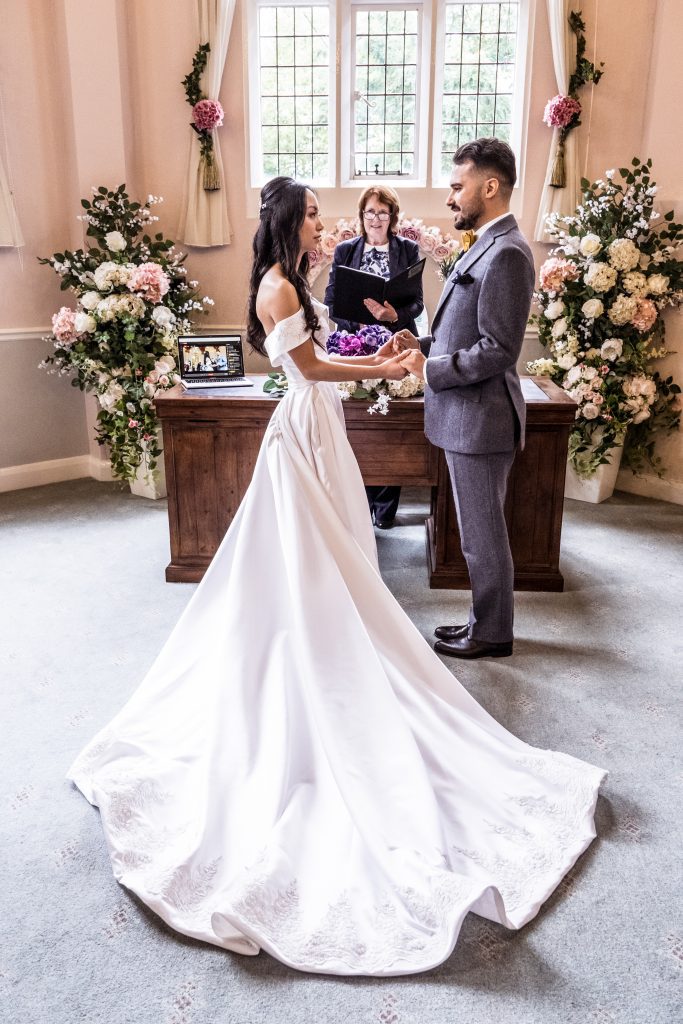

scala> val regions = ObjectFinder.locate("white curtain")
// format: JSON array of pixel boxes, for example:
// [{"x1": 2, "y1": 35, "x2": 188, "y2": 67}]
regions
[
  {"x1": 179, "y1": 0, "x2": 236, "y2": 247},
  {"x1": 533, "y1": 0, "x2": 580, "y2": 243}
]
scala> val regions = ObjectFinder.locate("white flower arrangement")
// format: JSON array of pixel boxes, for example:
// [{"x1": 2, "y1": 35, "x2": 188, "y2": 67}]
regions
[
  {"x1": 529, "y1": 158, "x2": 682, "y2": 478},
  {"x1": 39, "y1": 185, "x2": 212, "y2": 484}
]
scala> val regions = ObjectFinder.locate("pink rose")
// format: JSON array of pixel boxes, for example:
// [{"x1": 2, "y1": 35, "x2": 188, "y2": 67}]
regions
[
  {"x1": 631, "y1": 297, "x2": 657, "y2": 333},
  {"x1": 338, "y1": 227, "x2": 358, "y2": 242},
  {"x1": 158, "y1": 374, "x2": 170, "y2": 387},
  {"x1": 543, "y1": 94, "x2": 581, "y2": 129},
  {"x1": 128, "y1": 419, "x2": 139, "y2": 428},
  {"x1": 192, "y1": 99, "x2": 224, "y2": 132},
  {"x1": 321, "y1": 233, "x2": 338, "y2": 257},
  {"x1": 128, "y1": 262, "x2": 171, "y2": 304},
  {"x1": 143, "y1": 433, "x2": 153, "y2": 441},
  {"x1": 307, "y1": 247, "x2": 321, "y2": 266},
  {"x1": 400, "y1": 225, "x2": 421, "y2": 243},
  {"x1": 433, "y1": 243, "x2": 451, "y2": 262},
  {"x1": 52, "y1": 306, "x2": 78, "y2": 345},
  {"x1": 419, "y1": 232, "x2": 437, "y2": 254},
  {"x1": 539, "y1": 257, "x2": 579, "y2": 292}
]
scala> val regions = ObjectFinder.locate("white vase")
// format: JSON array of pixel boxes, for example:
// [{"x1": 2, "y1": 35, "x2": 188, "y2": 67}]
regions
[
  {"x1": 129, "y1": 432, "x2": 167, "y2": 500},
  {"x1": 564, "y1": 441, "x2": 624, "y2": 503}
]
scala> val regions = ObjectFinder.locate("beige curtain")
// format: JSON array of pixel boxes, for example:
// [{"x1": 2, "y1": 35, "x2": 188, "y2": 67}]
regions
[
  {"x1": 534, "y1": 0, "x2": 580, "y2": 243},
  {"x1": 179, "y1": 0, "x2": 236, "y2": 247},
  {"x1": 0, "y1": 92, "x2": 23, "y2": 247}
]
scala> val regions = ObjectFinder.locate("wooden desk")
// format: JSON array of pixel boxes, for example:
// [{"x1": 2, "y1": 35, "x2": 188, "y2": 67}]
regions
[{"x1": 156, "y1": 376, "x2": 576, "y2": 589}]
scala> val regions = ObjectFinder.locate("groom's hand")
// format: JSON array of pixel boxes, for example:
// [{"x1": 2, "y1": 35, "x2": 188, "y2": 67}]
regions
[
  {"x1": 398, "y1": 349, "x2": 426, "y2": 380},
  {"x1": 391, "y1": 329, "x2": 419, "y2": 354}
]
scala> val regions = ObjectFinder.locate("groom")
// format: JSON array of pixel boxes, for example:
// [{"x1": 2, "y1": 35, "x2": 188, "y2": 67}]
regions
[{"x1": 395, "y1": 138, "x2": 534, "y2": 659}]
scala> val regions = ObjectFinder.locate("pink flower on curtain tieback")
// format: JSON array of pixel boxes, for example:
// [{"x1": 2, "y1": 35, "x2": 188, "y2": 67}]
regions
[
  {"x1": 128, "y1": 263, "x2": 171, "y2": 304},
  {"x1": 543, "y1": 94, "x2": 582, "y2": 129},
  {"x1": 192, "y1": 99, "x2": 224, "y2": 132}
]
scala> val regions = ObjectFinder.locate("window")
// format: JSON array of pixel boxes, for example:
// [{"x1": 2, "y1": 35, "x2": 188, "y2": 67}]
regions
[
  {"x1": 248, "y1": 0, "x2": 532, "y2": 189},
  {"x1": 438, "y1": 1, "x2": 524, "y2": 181},
  {"x1": 249, "y1": 2, "x2": 335, "y2": 185},
  {"x1": 349, "y1": 6, "x2": 422, "y2": 180}
]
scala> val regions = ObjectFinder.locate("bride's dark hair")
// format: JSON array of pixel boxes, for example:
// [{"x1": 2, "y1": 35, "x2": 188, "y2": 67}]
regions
[{"x1": 246, "y1": 176, "x2": 321, "y2": 354}]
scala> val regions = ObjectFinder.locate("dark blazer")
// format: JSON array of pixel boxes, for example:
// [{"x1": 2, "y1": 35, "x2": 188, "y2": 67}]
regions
[
  {"x1": 324, "y1": 233, "x2": 423, "y2": 334},
  {"x1": 420, "y1": 214, "x2": 535, "y2": 455}
]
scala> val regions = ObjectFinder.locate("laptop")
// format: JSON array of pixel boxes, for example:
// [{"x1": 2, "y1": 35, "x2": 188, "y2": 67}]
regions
[{"x1": 177, "y1": 334, "x2": 254, "y2": 389}]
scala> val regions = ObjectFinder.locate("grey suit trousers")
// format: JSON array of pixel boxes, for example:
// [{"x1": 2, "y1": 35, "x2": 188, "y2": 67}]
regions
[{"x1": 445, "y1": 448, "x2": 515, "y2": 643}]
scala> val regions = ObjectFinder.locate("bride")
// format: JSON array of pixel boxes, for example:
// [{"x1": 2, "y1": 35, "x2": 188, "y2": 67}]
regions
[{"x1": 68, "y1": 176, "x2": 605, "y2": 977}]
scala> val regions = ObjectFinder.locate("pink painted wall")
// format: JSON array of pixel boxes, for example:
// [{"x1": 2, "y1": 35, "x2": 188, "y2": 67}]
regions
[{"x1": 1, "y1": 0, "x2": 681, "y2": 488}]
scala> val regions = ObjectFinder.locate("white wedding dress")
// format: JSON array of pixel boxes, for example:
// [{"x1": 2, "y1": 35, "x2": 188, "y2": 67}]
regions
[{"x1": 68, "y1": 300, "x2": 606, "y2": 976}]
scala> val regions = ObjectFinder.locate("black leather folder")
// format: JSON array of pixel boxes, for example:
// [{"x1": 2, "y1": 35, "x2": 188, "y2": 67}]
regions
[{"x1": 331, "y1": 258, "x2": 426, "y2": 324}]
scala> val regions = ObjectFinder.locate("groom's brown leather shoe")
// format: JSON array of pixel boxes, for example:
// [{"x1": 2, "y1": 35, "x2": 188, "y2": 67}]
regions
[
  {"x1": 434, "y1": 637, "x2": 513, "y2": 659},
  {"x1": 434, "y1": 624, "x2": 469, "y2": 641}
]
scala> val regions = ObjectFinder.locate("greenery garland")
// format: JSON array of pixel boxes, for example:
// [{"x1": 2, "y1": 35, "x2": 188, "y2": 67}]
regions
[{"x1": 182, "y1": 43, "x2": 224, "y2": 191}]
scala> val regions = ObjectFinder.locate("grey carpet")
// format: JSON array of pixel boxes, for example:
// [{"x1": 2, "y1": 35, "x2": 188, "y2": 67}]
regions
[{"x1": 1, "y1": 479, "x2": 681, "y2": 1024}]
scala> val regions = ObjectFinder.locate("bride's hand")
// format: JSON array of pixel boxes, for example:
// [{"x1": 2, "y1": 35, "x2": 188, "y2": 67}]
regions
[
  {"x1": 378, "y1": 357, "x2": 408, "y2": 381},
  {"x1": 375, "y1": 337, "x2": 398, "y2": 359}
]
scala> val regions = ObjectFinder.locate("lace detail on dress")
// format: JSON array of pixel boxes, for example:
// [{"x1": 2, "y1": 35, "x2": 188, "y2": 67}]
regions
[
  {"x1": 451, "y1": 751, "x2": 604, "y2": 915},
  {"x1": 153, "y1": 858, "x2": 223, "y2": 922},
  {"x1": 225, "y1": 853, "x2": 477, "y2": 972}
]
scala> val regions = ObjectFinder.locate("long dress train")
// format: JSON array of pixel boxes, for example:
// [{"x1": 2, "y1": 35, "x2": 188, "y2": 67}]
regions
[{"x1": 68, "y1": 301, "x2": 606, "y2": 976}]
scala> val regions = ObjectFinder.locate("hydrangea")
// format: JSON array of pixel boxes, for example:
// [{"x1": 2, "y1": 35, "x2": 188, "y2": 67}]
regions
[
  {"x1": 608, "y1": 238, "x2": 640, "y2": 272},
  {"x1": 192, "y1": 99, "x2": 224, "y2": 132},
  {"x1": 631, "y1": 297, "x2": 657, "y2": 333},
  {"x1": 608, "y1": 294, "x2": 639, "y2": 325},
  {"x1": 543, "y1": 94, "x2": 581, "y2": 128},
  {"x1": 621, "y1": 271, "x2": 649, "y2": 296},
  {"x1": 584, "y1": 262, "x2": 617, "y2": 292}
]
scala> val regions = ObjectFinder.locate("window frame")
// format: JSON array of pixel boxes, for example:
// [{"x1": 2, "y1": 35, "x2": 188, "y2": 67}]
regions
[
  {"x1": 245, "y1": 0, "x2": 536, "y2": 195},
  {"x1": 246, "y1": 0, "x2": 338, "y2": 188},
  {"x1": 339, "y1": 0, "x2": 432, "y2": 189},
  {"x1": 431, "y1": 0, "x2": 535, "y2": 189}
]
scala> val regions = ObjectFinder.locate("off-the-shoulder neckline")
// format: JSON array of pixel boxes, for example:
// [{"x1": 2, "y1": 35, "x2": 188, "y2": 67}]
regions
[{"x1": 265, "y1": 298, "x2": 326, "y2": 343}]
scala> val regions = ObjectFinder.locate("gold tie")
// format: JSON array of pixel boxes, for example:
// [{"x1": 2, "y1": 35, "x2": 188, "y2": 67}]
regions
[{"x1": 460, "y1": 229, "x2": 478, "y2": 252}]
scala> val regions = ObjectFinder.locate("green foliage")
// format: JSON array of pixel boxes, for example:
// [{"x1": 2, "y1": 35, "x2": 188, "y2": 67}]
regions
[{"x1": 181, "y1": 42, "x2": 210, "y2": 107}]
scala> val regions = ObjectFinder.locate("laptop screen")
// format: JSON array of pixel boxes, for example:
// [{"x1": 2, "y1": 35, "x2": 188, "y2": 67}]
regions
[{"x1": 177, "y1": 335, "x2": 245, "y2": 382}]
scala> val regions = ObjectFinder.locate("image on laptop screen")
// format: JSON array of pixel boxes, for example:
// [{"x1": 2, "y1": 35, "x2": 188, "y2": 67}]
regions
[{"x1": 177, "y1": 335, "x2": 246, "y2": 385}]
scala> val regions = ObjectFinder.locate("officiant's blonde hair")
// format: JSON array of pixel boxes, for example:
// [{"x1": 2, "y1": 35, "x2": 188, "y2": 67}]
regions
[{"x1": 357, "y1": 185, "x2": 400, "y2": 239}]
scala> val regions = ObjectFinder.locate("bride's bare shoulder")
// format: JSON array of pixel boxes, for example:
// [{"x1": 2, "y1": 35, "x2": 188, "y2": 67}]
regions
[{"x1": 257, "y1": 269, "x2": 301, "y2": 330}]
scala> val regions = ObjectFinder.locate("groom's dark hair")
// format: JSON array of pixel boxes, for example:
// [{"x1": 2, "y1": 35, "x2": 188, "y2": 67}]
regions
[{"x1": 453, "y1": 138, "x2": 516, "y2": 197}]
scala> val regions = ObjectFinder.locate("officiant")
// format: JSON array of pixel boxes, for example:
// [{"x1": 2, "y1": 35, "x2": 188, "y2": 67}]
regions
[{"x1": 324, "y1": 186, "x2": 424, "y2": 528}]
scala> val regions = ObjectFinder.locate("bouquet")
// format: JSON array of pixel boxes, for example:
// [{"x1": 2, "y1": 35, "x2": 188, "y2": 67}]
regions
[
  {"x1": 529, "y1": 159, "x2": 682, "y2": 477},
  {"x1": 40, "y1": 185, "x2": 213, "y2": 483},
  {"x1": 263, "y1": 324, "x2": 425, "y2": 414}
]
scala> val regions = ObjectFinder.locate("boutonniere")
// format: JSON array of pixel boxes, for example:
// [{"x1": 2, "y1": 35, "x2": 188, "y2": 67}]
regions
[{"x1": 452, "y1": 271, "x2": 474, "y2": 285}]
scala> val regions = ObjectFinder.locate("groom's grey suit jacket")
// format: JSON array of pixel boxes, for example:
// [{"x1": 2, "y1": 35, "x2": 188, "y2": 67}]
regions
[{"x1": 421, "y1": 214, "x2": 535, "y2": 454}]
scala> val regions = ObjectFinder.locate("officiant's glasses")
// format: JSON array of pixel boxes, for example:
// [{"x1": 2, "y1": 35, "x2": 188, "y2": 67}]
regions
[{"x1": 363, "y1": 211, "x2": 391, "y2": 221}]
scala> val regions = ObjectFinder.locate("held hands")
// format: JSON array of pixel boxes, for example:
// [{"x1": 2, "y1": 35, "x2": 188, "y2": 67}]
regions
[
  {"x1": 364, "y1": 298, "x2": 399, "y2": 323},
  {"x1": 390, "y1": 329, "x2": 419, "y2": 354},
  {"x1": 378, "y1": 356, "x2": 409, "y2": 380},
  {"x1": 398, "y1": 349, "x2": 426, "y2": 380}
]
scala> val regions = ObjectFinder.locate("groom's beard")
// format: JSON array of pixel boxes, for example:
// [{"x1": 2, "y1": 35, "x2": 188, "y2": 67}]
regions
[{"x1": 450, "y1": 195, "x2": 486, "y2": 231}]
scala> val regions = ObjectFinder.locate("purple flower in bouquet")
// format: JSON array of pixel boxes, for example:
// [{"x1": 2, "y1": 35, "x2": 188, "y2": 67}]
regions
[
  {"x1": 327, "y1": 324, "x2": 390, "y2": 357},
  {"x1": 192, "y1": 99, "x2": 224, "y2": 132},
  {"x1": 543, "y1": 94, "x2": 581, "y2": 129}
]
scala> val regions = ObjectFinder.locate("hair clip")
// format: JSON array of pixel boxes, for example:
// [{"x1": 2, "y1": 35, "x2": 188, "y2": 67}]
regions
[{"x1": 259, "y1": 202, "x2": 268, "y2": 211}]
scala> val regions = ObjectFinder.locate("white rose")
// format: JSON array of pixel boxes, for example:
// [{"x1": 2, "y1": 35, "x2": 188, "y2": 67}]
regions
[
  {"x1": 647, "y1": 273, "x2": 670, "y2": 295},
  {"x1": 583, "y1": 366, "x2": 598, "y2": 380},
  {"x1": 579, "y1": 233, "x2": 602, "y2": 257},
  {"x1": 582, "y1": 402, "x2": 599, "y2": 420},
  {"x1": 74, "y1": 311, "x2": 96, "y2": 334},
  {"x1": 551, "y1": 317, "x2": 568, "y2": 339},
  {"x1": 600, "y1": 338, "x2": 623, "y2": 361},
  {"x1": 544, "y1": 300, "x2": 565, "y2": 320},
  {"x1": 557, "y1": 353, "x2": 577, "y2": 370},
  {"x1": 98, "y1": 382, "x2": 124, "y2": 410},
  {"x1": 151, "y1": 305, "x2": 176, "y2": 329},
  {"x1": 80, "y1": 290, "x2": 100, "y2": 310},
  {"x1": 105, "y1": 231, "x2": 127, "y2": 252},
  {"x1": 582, "y1": 298, "x2": 604, "y2": 319},
  {"x1": 565, "y1": 365, "x2": 582, "y2": 386}
]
